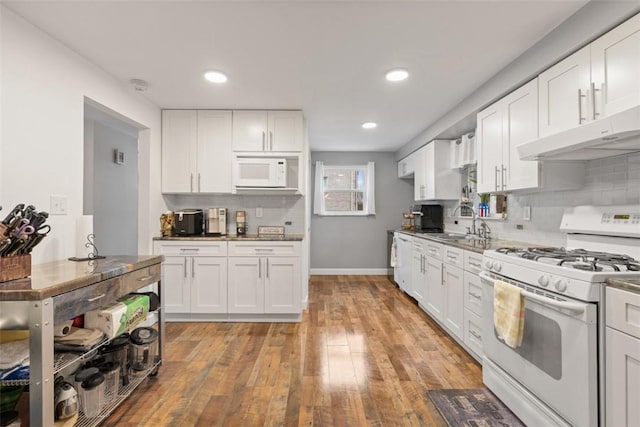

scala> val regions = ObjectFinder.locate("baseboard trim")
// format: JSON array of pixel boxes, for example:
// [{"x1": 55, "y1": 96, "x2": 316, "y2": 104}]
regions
[{"x1": 310, "y1": 268, "x2": 389, "y2": 275}]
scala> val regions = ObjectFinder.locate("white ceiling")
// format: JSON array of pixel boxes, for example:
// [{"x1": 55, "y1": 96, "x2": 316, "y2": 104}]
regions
[{"x1": 4, "y1": 0, "x2": 587, "y2": 152}]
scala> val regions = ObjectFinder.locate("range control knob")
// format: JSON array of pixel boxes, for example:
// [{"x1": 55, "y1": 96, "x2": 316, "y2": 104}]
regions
[
  {"x1": 493, "y1": 263, "x2": 502, "y2": 272},
  {"x1": 553, "y1": 279, "x2": 567, "y2": 293},
  {"x1": 537, "y1": 276, "x2": 550, "y2": 287},
  {"x1": 484, "y1": 260, "x2": 493, "y2": 270}
]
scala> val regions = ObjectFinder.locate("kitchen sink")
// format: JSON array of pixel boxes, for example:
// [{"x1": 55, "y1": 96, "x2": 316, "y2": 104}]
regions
[{"x1": 436, "y1": 233, "x2": 488, "y2": 241}]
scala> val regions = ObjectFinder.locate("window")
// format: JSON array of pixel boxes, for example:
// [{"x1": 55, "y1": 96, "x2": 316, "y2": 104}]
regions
[{"x1": 313, "y1": 161, "x2": 375, "y2": 216}]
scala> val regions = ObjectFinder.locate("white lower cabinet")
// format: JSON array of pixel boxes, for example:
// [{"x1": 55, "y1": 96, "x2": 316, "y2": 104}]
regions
[
  {"x1": 412, "y1": 239, "x2": 427, "y2": 304},
  {"x1": 463, "y1": 308, "x2": 483, "y2": 357},
  {"x1": 442, "y1": 263, "x2": 464, "y2": 340},
  {"x1": 606, "y1": 286, "x2": 640, "y2": 427},
  {"x1": 424, "y1": 254, "x2": 443, "y2": 321},
  {"x1": 228, "y1": 241, "x2": 302, "y2": 314},
  {"x1": 154, "y1": 241, "x2": 228, "y2": 315}
]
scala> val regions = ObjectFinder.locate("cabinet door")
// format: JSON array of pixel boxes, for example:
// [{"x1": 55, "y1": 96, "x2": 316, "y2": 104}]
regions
[
  {"x1": 504, "y1": 79, "x2": 540, "y2": 191},
  {"x1": 162, "y1": 256, "x2": 190, "y2": 313},
  {"x1": 196, "y1": 110, "x2": 232, "y2": 193},
  {"x1": 228, "y1": 257, "x2": 263, "y2": 313},
  {"x1": 397, "y1": 236, "x2": 413, "y2": 293},
  {"x1": 606, "y1": 327, "x2": 640, "y2": 427},
  {"x1": 232, "y1": 111, "x2": 268, "y2": 151},
  {"x1": 398, "y1": 152, "x2": 415, "y2": 178},
  {"x1": 162, "y1": 110, "x2": 197, "y2": 193},
  {"x1": 424, "y1": 256, "x2": 443, "y2": 322},
  {"x1": 476, "y1": 105, "x2": 503, "y2": 193},
  {"x1": 423, "y1": 143, "x2": 436, "y2": 199},
  {"x1": 268, "y1": 111, "x2": 303, "y2": 152},
  {"x1": 443, "y1": 264, "x2": 464, "y2": 340},
  {"x1": 463, "y1": 271, "x2": 483, "y2": 317},
  {"x1": 412, "y1": 246, "x2": 426, "y2": 304},
  {"x1": 591, "y1": 14, "x2": 640, "y2": 118},
  {"x1": 413, "y1": 146, "x2": 426, "y2": 201},
  {"x1": 191, "y1": 256, "x2": 228, "y2": 313},
  {"x1": 264, "y1": 256, "x2": 301, "y2": 313},
  {"x1": 538, "y1": 45, "x2": 591, "y2": 137}
]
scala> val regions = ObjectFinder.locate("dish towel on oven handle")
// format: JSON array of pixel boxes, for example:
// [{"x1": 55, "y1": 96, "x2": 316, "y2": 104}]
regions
[
  {"x1": 390, "y1": 237, "x2": 397, "y2": 267},
  {"x1": 493, "y1": 279, "x2": 525, "y2": 348}
]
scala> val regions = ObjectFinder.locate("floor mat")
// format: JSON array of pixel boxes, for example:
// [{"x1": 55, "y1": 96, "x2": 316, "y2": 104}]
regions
[{"x1": 427, "y1": 389, "x2": 525, "y2": 427}]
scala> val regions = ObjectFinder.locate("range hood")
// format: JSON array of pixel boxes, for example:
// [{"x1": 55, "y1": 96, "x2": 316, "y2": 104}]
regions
[{"x1": 518, "y1": 105, "x2": 640, "y2": 161}]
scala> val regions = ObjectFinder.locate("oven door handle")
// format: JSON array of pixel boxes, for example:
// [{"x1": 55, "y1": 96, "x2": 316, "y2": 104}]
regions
[{"x1": 479, "y1": 272, "x2": 586, "y2": 314}]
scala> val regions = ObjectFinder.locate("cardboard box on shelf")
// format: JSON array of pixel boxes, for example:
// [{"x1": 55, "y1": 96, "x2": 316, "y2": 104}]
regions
[{"x1": 84, "y1": 294, "x2": 149, "y2": 339}]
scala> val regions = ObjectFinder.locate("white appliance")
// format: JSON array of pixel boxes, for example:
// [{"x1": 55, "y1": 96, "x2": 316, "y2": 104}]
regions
[
  {"x1": 234, "y1": 157, "x2": 287, "y2": 188},
  {"x1": 480, "y1": 204, "x2": 640, "y2": 427},
  {"x1": 518, "y1": 105, "x2": 640, "y2": 161},
  {"x1": 205, "y1": 207, "x2": 227, "y2": 235}
]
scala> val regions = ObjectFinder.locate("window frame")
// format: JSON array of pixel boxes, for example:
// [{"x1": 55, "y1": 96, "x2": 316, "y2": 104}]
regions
[{"x1": 317, "y1": 163, "x2": 372, "y2": 216}]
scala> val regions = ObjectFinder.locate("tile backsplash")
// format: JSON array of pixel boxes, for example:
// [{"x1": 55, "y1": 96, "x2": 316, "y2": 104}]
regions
[
  {"x1": 444, "y1": 152, "x2": 640, "y2": 247},
  {"x1": 162, "y1": 194, "x2": 305, "y2": 235}
]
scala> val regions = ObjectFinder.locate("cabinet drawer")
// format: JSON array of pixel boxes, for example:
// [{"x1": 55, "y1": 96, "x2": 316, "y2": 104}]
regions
[
  {"x1": 463, "y1": 271, "x2": 483, "y2": 316},
  {"x1": 464, "y1": 251, "x2": 483, "y2": 274},
  {"x1": 54, "y1": 276, "x2": 122, "y2": 323},
  {"x1": 228, "y1": 241, "x2": 301, "y2": 257},
  {"x1": 122, "y1": 264, "x2": 161, "y2": 294},
  {"x1": 443, "y1": 246, "x2": 464, "y2": 268},
  {"x1": 463, "y1": 308, "x2": 484, "y2": 359},
  {"x1": 154, "y1": 241, "x2": 227, "y2": 257},
  {"x1": 424, "y1": 241, "x2": 443, "y2": 260},
  {"x1": 607, "y1": 286, "x2": 640, "y2": 339}
]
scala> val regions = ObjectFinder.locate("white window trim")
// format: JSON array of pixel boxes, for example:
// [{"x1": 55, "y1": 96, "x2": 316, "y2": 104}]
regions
[{"x1": 314, "y1": 161, "x2": 375, "y2": 216}]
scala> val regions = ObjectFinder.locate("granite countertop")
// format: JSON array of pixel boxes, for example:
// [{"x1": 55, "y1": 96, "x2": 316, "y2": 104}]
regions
[
  {"x1": 394, "y1": 229, "x2": 539, "y2": 254},
  {"x1": 0, "y1": 255, "x2": 163, "y2": 301},
  {"x1": 154, "y1": 234, "x2": 304, "y2": 241},
  {"x1": 607, "y1": 277, "x2": 640, "y2": 294}
]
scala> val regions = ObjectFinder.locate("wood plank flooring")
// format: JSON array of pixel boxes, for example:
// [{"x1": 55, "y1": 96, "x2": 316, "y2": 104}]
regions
[{"x1": 104, "y1": 275, "x2": 483, "y2": 426}]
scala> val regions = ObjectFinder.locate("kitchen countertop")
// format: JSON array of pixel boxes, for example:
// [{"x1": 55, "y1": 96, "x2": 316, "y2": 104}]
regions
[
  {"x1": 607, "y1": 277, "x2": 640, "y2": 294},
  {"x1": 394, "y1": 229, "x2": 540, "y2": 254},
  {"x1": 0, "y1": 255, "x2": 163, "y2": 300},
  {"x1": 154, "y1": 234, "x2": 304, "y2": 241}
]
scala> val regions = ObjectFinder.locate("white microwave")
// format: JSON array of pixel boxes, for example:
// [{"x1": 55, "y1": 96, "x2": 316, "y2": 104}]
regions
[{"x1": 234, "y1": 158, "x2": 287, "y2": 188}]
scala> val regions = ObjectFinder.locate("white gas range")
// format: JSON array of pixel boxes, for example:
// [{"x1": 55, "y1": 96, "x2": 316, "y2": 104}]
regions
[{"x1": 480, "y1": 205, "x2": 640, "y2": 427}]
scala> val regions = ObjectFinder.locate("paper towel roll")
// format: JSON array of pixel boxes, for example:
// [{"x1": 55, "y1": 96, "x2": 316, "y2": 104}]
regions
[
  {"x1": 75, "y1": 215, "x2": 93, "y2": 259},
  {"x1": 54, "y1": 321, "x2": 73, "y2": 337}
]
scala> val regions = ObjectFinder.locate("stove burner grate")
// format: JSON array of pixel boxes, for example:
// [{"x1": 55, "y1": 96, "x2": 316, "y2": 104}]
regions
[{"x1": 495, "y1": 246, "x2": 640, "y2": 272}]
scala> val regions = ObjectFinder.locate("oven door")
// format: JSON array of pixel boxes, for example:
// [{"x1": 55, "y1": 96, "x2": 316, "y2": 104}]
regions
[{"x1": 480, "y1": 272, "x2": 598, "y2": 427}]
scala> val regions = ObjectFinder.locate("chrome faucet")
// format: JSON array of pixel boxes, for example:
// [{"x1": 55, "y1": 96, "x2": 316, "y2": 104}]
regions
[{"x1": 451, "y1": 202, "x2": 491, "y2": 239}]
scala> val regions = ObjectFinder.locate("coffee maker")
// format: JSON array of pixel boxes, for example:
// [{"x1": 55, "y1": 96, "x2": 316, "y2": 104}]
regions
[
  {"x1": 205, "y1": 208, "x2": 227, "y2": 235},
  {"x1": 412, "y1": 204, "x2": 444, "y2": 233}
]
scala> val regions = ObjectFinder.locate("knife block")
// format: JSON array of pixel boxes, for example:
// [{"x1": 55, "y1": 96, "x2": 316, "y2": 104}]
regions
[{"x1": 0, "y1": 254, "x2": 31, "y2": 283}]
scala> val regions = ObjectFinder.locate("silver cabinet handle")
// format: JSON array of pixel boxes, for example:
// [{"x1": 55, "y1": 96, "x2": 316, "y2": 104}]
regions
[
  {"x1": 255, "y1": 248, "x2": 274, "y2": 252},
  {"x1": 269, "y1": 131, "x2": 273, "y2": 151},
  {"x1": 494, "y1": 166, "x2": 499, "y2": 191},
  {"x1": 258, "y1": 258, "x2": 262, "y2": 278},
  {"x1": 137, "y1": 275, "x2": 154, "y2": 282},
  {"x1": 190, "y1": 173, "x2": 194, "y2": 192},
  {"x1": 442, "y1": 266, "x2": 446, "y2": 285},
  {"x1": 191, "y1": 257, "x2": 195, "y2": 278},
  {"x1": 470, "y1": 330, "x2": 482, "y2": 340},
  {"x1": 184, "y1": 257, "x2": 187, "y2": 278},
  {"x1": 469, "y1": 261, "x2": 482, "y2": 268},
  {"x1": 501, "y1": 165, "x2": 507, "y2": 190},
  {"x1": 591, "y1": 82, "x2": 600, "y2": 119},
  {"x1": 578, "y1": 89, "x2": 587, "y2": 124},
  {"x1": 198, "y1": 173, "x2": 201, "y2": 192},
  {"x1": 266, "y1": 258, "x2": 269, "y2": 278},
  {"x1": 180, "y1": 248, "x2": 199, "y2": 252},
  {"x1": 262, "y1": 131, "x2": 266, "y2": 151},
  {"x1": 86, "y1": 293, "x2": 106, "y2": 302},
  {"x1": 469, "y1": 292, "x2": 482, "y2": 300}
]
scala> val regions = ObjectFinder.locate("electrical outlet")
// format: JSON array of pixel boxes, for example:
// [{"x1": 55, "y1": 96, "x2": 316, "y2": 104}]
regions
[
  {"x1": 516, "y1": 224, "x2": 524, "y2": 230},
  {"x1": 256, "y1": 207, "x2": 263, "y2": 218},
  {"x1": 523, "y1": 206, "x2": 531, "y2": 221},
  {"x1": 50, "y1": 195, "x2": 68, "y2": 215}
]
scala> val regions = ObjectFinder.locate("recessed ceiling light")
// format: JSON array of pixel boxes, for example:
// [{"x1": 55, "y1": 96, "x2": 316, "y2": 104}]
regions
[
  {"x1": 385, "y1": 68, "x2": 409, "y2": 82},
  {"x1": 362, "y1": 122, "x2": 377, "y2": 129},
  {"x1": 204, "y1": 71, "x2": 228, "y2": 83}
]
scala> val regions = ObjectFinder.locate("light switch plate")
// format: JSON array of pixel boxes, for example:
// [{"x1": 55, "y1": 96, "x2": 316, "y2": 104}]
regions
[
  {"x1": 50, "y1": 195, "x2": 68, "y2": 215},
  {"x1": 256, "y1": 207, "x2": 263, "y2": 218},
  {"x1": 523, "y1": 206, "x2": 531, "y2": 221}
]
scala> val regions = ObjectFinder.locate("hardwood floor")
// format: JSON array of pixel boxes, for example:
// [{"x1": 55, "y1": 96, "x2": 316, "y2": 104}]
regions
[{"x1": 105, "y1": 275, "x2": 483, "y2": 426}]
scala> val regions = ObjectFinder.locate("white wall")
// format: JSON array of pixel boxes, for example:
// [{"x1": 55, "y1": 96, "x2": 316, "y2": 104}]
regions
[{"x1": 0, "y1": 6, "x2": 164, "y2": 264}]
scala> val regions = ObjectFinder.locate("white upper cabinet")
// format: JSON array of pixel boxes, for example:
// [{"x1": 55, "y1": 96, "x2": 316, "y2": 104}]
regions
[
  {"x1": 414, "y1": 140, "x2": 460, "y2": 201},
  {"x1": 398, "y1": 152, "x2": 416, "y2": 178},
  {"x1": 591, "y1": 13, "x2": 640, "y2": 118},
  {"x1": 539, "y1": 13, "x2": 640, "y2": 138},
  {"x1": 161, "y1": 110, "x2": 232, "y2": 193},
  {"x1": 538, "y1": 46, "x2": 591, "y2": 137},
  {"x1": 233, "y1": 110, "x2": 303, "y2": 152},
  {"x1": 478, "y1": 79, "x2": 584, "y2": 193}
]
